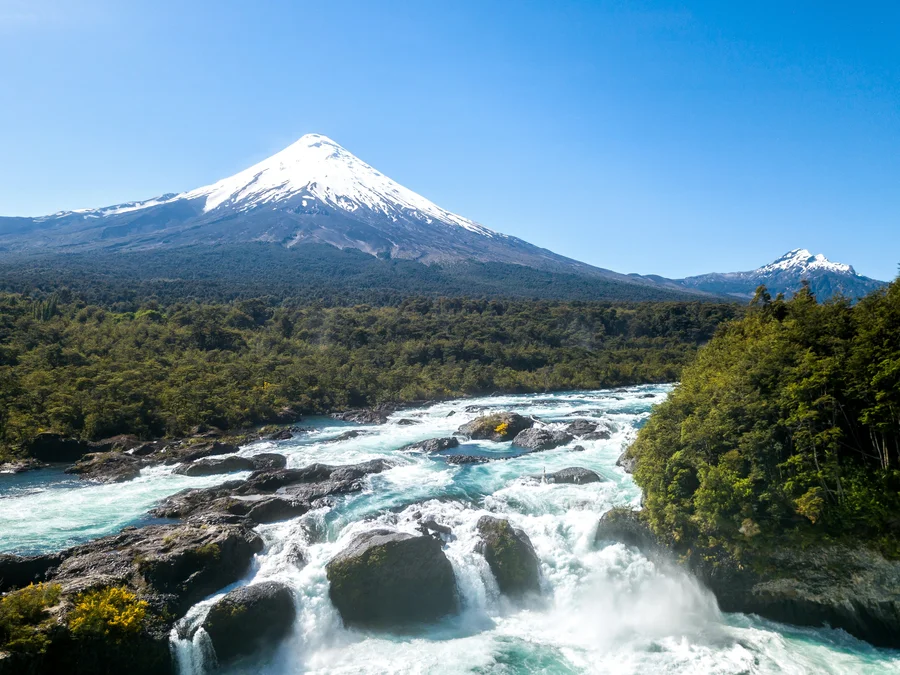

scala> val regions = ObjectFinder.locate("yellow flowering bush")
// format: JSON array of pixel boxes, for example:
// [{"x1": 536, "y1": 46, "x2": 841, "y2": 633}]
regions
[
  {"x1": 494, "y1": 422, "x2": 509, "y2": 436},
  {"x1": 68, "y1": 587, "x2": 148, "y2": 640}
]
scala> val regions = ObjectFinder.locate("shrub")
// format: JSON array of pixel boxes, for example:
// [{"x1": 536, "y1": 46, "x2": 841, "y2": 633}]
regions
[
  {"x1": 0, "y1": 583, "x2": 62, "y2": 654},
  {"x1": 68, "y1": 587, "x2": 147, "y2": 640}
]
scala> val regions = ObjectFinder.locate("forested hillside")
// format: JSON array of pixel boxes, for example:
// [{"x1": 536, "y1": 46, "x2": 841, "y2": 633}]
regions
[
  {"x1": 631, "y1": 277, "x2": 900, "y2": 556},
  {"x1": 0, "y1": 244, "x2": 708, "y2": 307},
  {"x1": 0, "y1": 295, "x2": 738, "y2": 458}
]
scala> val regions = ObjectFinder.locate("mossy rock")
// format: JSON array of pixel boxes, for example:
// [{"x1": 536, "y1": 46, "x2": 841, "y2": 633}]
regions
[
  {"x1": 457, "y1": 413, "x2": 533, "y2": 442},
  {"x1": 476, "y1": 516, "x2": 540, "y2": 597},
  {"x1": 326, "y1": 530, "x2": 457, "y2": 627}
]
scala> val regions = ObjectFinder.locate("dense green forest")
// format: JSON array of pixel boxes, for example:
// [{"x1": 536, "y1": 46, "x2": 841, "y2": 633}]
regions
[
  {"x1": 0, "y1": 294, "x2": 738, "y2": 459},
  {"x1": 631, "y1": 277, "x2": 900, "y2": 557},
  {"x1": 0, "y1": 244, "x2": 704, "y2": 307}
]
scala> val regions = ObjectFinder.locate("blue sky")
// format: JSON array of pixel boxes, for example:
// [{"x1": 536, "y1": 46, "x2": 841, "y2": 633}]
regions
[{"x1": 1, "y1": 0, "x2": 897, "y2": 280}]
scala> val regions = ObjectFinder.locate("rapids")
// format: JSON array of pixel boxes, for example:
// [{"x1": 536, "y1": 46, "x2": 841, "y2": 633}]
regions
[{"x1": 2, "y1": 386, "x2": 898, "y2": 674}]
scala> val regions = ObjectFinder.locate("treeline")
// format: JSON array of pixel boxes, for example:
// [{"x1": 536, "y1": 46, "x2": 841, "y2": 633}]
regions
[
  {"x1": 0, "y1": 243, "x2": 704, "y2": 307},
  {"x1": 632, "y1": 278, "x2": 900, "y2": 556},
  {"x1": 0, "y1": 294, "x2": 739, "y2": 458}
]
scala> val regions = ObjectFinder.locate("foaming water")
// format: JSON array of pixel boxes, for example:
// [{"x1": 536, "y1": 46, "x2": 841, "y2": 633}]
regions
[{"x1": 3, "y1": 385, "x2": 899, "y2": 673}]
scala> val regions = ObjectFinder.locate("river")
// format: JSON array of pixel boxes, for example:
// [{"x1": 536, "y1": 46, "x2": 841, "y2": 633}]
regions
[{"x1": 2, "y1": 385, "x2": 897, "y2": 674}]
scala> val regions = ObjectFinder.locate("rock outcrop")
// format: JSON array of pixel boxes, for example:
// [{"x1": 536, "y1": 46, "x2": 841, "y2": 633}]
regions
[
  {"x1": 615, "y1": 450, "x2": 637, "y2": 474},
  {"x1": 539, "y1": 467, "x2": 604, "y2": 484},
  {"x1": 174, "y1": 453, "x2": 286, "y2": 477},
  {"x1": 201, "y1": 581, "x2": 296, "y2": 664},
  {"x1": 65, "y1": 452, "x2": 144, "y2": 483},
  {"x1": 511, "y1": 428, "x2": 573, "y2": 452},
  {"x1": 326, "y1": 530, "x2": 457, "y2": 627},
  {"x1": 330, "y1": 409, "x2": 389, "y2": 425},
  {"x1": 24, "y1": 433, "x2": 92, "y2": 463},
  {"x1": 400, "y1": 437, "x2": 460, "y2": 453},
  {"x1": 457, "y1": 413, "x2": 534, "y2": 442},
  {"x1": 476, "y1": 516, "x2": 540, "y2": 598}
]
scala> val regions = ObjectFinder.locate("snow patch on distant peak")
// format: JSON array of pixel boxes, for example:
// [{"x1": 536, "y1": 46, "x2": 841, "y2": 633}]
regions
[
  {"x1": 757, "y1": 248, "x2": 854, "y2": 276},
  {"x1": 182, "y1": 133, "x2": 499, "y2": 238}
]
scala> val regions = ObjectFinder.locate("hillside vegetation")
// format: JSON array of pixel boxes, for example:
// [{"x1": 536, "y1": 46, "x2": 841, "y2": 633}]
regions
[
  {"x1": 0, "y1": 294, "x2": 738, "y2": 458},
  {"x1": 631, "y1": 278, "x2": 900, "y2": 556}
]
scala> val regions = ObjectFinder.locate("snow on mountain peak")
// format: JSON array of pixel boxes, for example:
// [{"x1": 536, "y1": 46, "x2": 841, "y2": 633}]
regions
[
  {"x1": 757, "y1": 248, "x2": 854, "y2": 276},
  {"x1": 182, "y1": 133, "x2": 498, "y2": 237}
]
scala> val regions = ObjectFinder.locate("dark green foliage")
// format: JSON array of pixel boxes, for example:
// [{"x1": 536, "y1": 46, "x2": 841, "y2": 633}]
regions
[
  {"x1": 0, "y1": 244, "x2": 710, "y2": 307},
  {"x1": 632, "y1": 279, "x2": 900, "y2": 557},
  {"x1": 0, "y1": 292, "x2": 738, "y2": 459}
]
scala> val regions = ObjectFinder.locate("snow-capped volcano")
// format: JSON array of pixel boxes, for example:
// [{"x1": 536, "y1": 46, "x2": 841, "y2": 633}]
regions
[
  {"x1": 1, "y1": 133, "x2": 631, "y2": 278},
  {"x1": 668, "y1": 248, "x2": 883, "y2": 300},
  {"x1": 756, "y1": 248, "x2": 853, "y2": 276},
  {"x1": 180, "y1": 134, "x2": 496, "y2": 237}
]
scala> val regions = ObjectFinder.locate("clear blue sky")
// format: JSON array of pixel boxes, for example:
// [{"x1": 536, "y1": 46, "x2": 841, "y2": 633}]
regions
[{"x1": 1, "y1": 0, "x2": 898, "y2": 280}]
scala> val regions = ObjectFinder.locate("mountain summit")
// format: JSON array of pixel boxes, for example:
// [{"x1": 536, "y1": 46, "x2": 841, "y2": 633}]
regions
[{"x1": 670, "y1": 248, "x2": 884, "y2": 300}]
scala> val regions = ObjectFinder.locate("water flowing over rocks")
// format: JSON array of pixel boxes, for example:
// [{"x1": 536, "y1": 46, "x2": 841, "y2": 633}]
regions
[
  {"x1": 594, "y1": 507, "x2": 900, "y2": 649},
  {"x1": 511, "y1": 427, "x2": 573, "y2": 452},
  {"x1": 457, "y1": 412, "x2": 534, "y2": 441},
  {"x1": 330, "y1": 409, "x2": 389, "y2": 425},
  {"x1": 476, "y1": 516, "x2": 541, "y2": 598},
  {"x1": 326, "y1": 530, "x2": 458, "y2": 627},
  {"x1": 201, "y1": 581, "x2": 296, "y2": 665}
]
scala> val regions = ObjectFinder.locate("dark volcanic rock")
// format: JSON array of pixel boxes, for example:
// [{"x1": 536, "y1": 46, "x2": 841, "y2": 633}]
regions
[
  {"x1": 443, "y1": 455, "x2": 490, "y2": 465},
  {"x1": 25, "y1": 432, "x2": 91, "y2": 462},
  {"x1": 511, "y1": 428, "x2": 573, "y2": 452},
  {"x1": 594, "y1": 508, "x2": 660, "y2": 554},
  {"x1": 249, "y1": 452, "x2": 288, "y2": 470},
  {"x1": 457, "y1": 413, "x2": 534, "y2": 442},
  {"x1": 401, "y1": 437, "x2": 460, "y2": 453},
  {"x1": 541, "y1": 467, "x2": 604, "y2": 484},
  {"x1": 65, "y1": 451, "x2": 144, "y2": 483},
  {"x1": 151, "y1": 459, "x2": 392, "y2": 524},
  {"x1": 51, "y1": 522, "x2": 263, "y2": 616},
  {"x1": 616, "y1": 450, "x2": 637, "y2": 474},
  {"x1": 160, "y1": 441, "x2": 240, "y2": 465},
  {"x1": 265, "y1": 428, "x2": 294, "y2": 441},
  {"x1": 0, "y1": 552, "x2": 63, "y2": 592},
  {"x1": 202, "y1": 581, "x2": 296, "y2": 664},
  {"x1": 581, "y1": 429, "x2": 612, "y2": 441},
  {"x1": 564, "y1": 420, "x2": 599, "y2": 436},
  {"x1": 326, "y1": 529, "x2": 457, "y2": 627},
  {"x1": 396, "y1": 418, "x2": 420, "y2": 426},
  {"x1": 690, "y1": 545, "x2": 900, "y2": 650},
  {"x1": 330, "y1": 409, "x2": 389, "y2": 425},
  {"x1": 175, "y1": 455, "x2": 255, "y2": 476},
  {"x1": 0, "y1": 458, "x2": 48, "y2": 474},
  {"x1": 476, "y1": 516, "x2": 540, "y2": 597},
  {"x1": 326, "y1": 430, "x2": 371, "y2": 443}
]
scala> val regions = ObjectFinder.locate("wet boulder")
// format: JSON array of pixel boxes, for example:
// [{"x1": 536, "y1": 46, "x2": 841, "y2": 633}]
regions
[
  {"x1": 160, "y1": 441, "x2": 240, "y2": 465},
  {"x1": 443, "y1": 455, "x2": 490, "y2": 465},
  {"x1": 616, "y1": 450, "x2": 637, "y2": 474},
  {"x1": 400, "y1": 437, "x2": 460, "y2": 453},
  {"x1": 542, "y1": 467, "x2": 604, "y2": 484},
  {"x1": 201, "y1": 581, "x2": 296, "y2": 664},
  {"x1": 326, "y1": 530, "x2": 457, "y2": 627},
  {"x1": 0, "y1": 458, "x2": 48, "y2": 474},
  {"x1": 265, "y1": 428, "x2": 294, "y2": 441},
  {"x1": 457, "y1": 413, "x2": 534, "y2": 442},
  {"x1": 330, "y1": 409, "x2": 389, "y2": 425},
  {"x1": 511, "y1": 428, "x2": 573, "y2": 452},
  {"x1": 65, "y1": 451, "x2": 144, "y2": 483},
  {"x1": 594, "y1": 508, "x2": 659, "y2": 554},
  {"x1": 476, "y1": 516, "x2": 540, "y2": 597},
  {"x1": 564, "y1": 420, "x2": 599, "y2": 436}
]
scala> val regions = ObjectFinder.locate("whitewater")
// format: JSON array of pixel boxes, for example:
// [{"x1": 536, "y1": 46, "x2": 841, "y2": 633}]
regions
[{"x1": 1, "y1": 386, "x2": 898, "y2": 674}]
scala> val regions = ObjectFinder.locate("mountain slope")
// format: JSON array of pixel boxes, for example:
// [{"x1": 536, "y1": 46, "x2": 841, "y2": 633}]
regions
[
  {"x1": 660, "y1": 249, "x2": 886, "y2": 300},
  {"x1": 0, "y1": 134, "x2": 654, "y2": 289}
]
